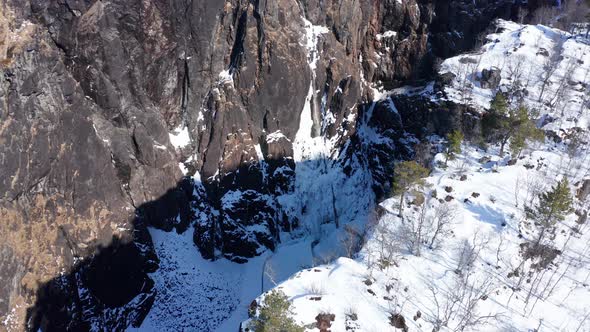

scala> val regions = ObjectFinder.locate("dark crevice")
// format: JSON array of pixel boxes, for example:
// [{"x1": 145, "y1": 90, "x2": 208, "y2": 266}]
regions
[
  {"x1": 180, "y1": 59, "x2": 190, "y2": 124},
  {"x1": 229, "y1": 10, "x2": 249, "y2": 73},
  {"x1": 251, "y1": 0, "x2": 265, "y2": 72},
  {"x1": 131, "y1": 129, "x2": 142, "y2": 162}
]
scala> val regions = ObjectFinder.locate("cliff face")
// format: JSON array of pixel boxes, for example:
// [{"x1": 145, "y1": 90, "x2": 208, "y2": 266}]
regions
[{"x1": 0, "y1": 0, "x2": 524, "y2": 330}]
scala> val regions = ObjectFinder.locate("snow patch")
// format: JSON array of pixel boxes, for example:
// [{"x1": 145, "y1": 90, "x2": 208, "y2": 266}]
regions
[
  {"x1": 218, "y1": 69, "x2": 234, "y2": 86},
  {"x1": 376, "y1": 30, "x2": 397, "y2": 41},
  {"x1": 168, "y1": 125, "x2": 191, "y2": 149}
]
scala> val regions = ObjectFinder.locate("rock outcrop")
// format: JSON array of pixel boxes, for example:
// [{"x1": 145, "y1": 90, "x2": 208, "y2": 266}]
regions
[
  {"x1": 0, "y1": 0, "x2": 530, "y2": 330},
  {"x1": 479, "y1": 67, "x2": 502, "y2": 89}
]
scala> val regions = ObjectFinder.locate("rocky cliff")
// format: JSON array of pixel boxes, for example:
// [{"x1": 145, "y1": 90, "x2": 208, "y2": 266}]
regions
[{"x1": 0, "y1": 0, "x2": 530, "y2": 330}]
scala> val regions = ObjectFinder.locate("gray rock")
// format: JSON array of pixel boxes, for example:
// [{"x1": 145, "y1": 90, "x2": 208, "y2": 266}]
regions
[
  {"x1": 578, "y1": 179, "x2": 590, "y2": 201},
  {"x1": 480, "y1": 67, "x2": 502, "y2": 89}
]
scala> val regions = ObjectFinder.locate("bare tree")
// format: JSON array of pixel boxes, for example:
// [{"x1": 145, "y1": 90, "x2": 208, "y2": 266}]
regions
[
  {"x1": 454, "y1": 239, "x2": 479, "y2": 276},
  {"x1": 517, "y1": 7, "x2": 529, "y2": 24},
  {"x1": 506, "y1": 55, "x2": 526, "y2": 84},
  {"x1": 399, "y1": 201, "x2": 429, "y2": 256},
  {"x1": 373, "y1": 220, "x2": 401, "y2": 270},
  {"x1": 461, "y1": 55, "x2": 483, "y2": 104},
  {"x1": 537, "y1": 53, "x2": 560, "y2": 103},
  {"x1": 428, "y1": 203, "x2": 458, "y2": 249},
  {"x1": 263, "y1": 259, "x2": 278, "y2": 291},
  {"x1": 340, "y1": 224, "x2": 363, "y2": 258},
  {"x1": 575, "y1": 310, "x2": 590, "y2": 332},
  {"x1": 532, "y1": 6, "x2": 558, "y2": 26},
  {"x1": 578, "y1": 67, "x2": 590, "y2": 120},
  {"x1": 495, "y1": 233, "x2": 506, "y2": 267},
  {"x1": 559, "y1": 0, "x2": 590, "y2": 33},
  {"x1": 524, "y1": 172, "x2": 545, "y2": 207},
  {"x1": 515, "y1": 172, "x2": 522, "y2": 208},
  {"x1": 548, "y1": 56, "x2": 577, "y2": 108},
  {"x1": 427, "y1": 237, "x2": 500, "y2": 332},
  {"x1": 453, "y1": 274, "x2": 500, "y2": 332}
]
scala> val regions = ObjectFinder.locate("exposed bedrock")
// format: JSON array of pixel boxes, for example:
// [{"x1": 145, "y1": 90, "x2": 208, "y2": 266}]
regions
[{"x1": 0, "y1": 0, "x2": 528, "y2": 330}]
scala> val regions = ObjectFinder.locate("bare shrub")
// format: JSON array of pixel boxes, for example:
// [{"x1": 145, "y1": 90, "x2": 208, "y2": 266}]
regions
[
  {"x1": 373, "y1": 220, "x2": 401, "y2": 269},
  {"x1": 427, "y1": 237, "x2": 501, "y2": 331},
  {"x1": 399, "y1": 202, "x2": 429, "y2": 256},
  {"x1": 428, "y1": 203, "x2": 458, "y2": 249},
  {"x1": 340, "y1": 224, "x2": 364, "y2": 258},
  {"x1": 306, "y1": 281, "x2": 326, "y2": 296}
]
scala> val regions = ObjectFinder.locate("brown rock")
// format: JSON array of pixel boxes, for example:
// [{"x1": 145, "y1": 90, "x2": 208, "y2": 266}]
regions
[
  {"x1": 316, "y1": 313, "x2": 336, "y2": 332},
  {"x1": 389, "y1": 313, "x2": 409, "y2": 332}
]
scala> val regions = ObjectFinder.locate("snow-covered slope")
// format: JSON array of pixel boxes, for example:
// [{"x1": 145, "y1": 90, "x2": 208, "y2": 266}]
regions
[
  {"x1": 440, "y1": 19, "x2": 590, "y2": 131},
  {"x1": 247, "y1": 20, "x2": 590, "y2": 332},
  {"x1": 255, "y1": 144, "x2": 590, "y2": 331}
]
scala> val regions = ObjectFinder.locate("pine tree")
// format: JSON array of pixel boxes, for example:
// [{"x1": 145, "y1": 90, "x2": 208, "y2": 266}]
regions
[
  {"x1": 490, "y1": 92, "x2": 509, "y2": 115},
  {"x1": 250, "y1": 290, "x2": 304, "y2": 332},
  {"x1": 531, "y1": 178, "x2": 573, "y2": 245},
  {"x1": 445, "y1": 129, "x2": 464, "y2": 166},
  {"x1": 509, "y1": 106, "x2": 544, "y2": 158},
  {"x1": 482, "y1": 93, "x2": 511, "y2": 155},
  {"x1": 483, "y1": 94, "x2": 542, "y2": 157},
  {"x1": 392, "y1": 161, "x2": 429, "y2": 218}
]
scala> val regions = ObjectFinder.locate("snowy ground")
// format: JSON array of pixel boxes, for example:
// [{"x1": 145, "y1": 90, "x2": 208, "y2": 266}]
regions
[
  {"x1": 129, "y1": 227, "x2": 259, "y2": 331},
  {"x1": 257, "y1": 141, "x2": 590, "y2": 331},
  {"x1": 128, "y1": 227, "x2": 319, "y2": 332},
  {"x1": 440, "y1": 19, "x2": 590, "y2": 131}
]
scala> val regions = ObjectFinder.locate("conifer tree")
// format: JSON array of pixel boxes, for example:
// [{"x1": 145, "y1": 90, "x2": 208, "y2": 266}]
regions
[
  {"x1": 392, "y1": 161, "x2": 429, "y2": 218},
  {"x1": 445, "y1": 129, "x2": 464, "y2": 166},
  {"x1": 531, "y1": 178, "x2": 573, "y2": 245},
  {"x1": 490, "y1": 92, "x2": 509, "y2": 115},
  {"x1": 250, "y1": 290, "x2": 304, "y2": 332},
  {"x1": 482, "y1": 93, "x2": 510, "y2": 155},
  {"x1": 509, "y1": 106, "x2": 544, "y2": 158},
  {"x1": 483, "y1": 93, "x2": 542, "y2": 157}
]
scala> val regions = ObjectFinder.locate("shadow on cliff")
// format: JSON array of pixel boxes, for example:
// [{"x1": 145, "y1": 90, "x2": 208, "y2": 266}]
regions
[
  {"x1": 24, "y1": 155, "x2": 367, "y2": 331},
  {"x1": 24, "y1": 153, "x2": 369, "y2": 331},
  {"x1": 24, "y1": 179, "x2": 195, "y2": 332}
]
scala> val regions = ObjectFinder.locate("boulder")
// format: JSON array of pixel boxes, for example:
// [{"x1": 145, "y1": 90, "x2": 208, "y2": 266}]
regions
[
  {"x1": 389, "y1": 313, "x2": 409, "y2": 332},
  {"x1": 576, "y1": 210, "x2": 588, "y2": 225},
  {"x1": 480, "y1": 67, "x2": 502, "y2": 89},
  {"x1": 316, "y1": 313, "x2": 336, "y2": 332},
  {"x1": 577, "y1": 179, "x2": 590, "y2": 201},
  {"x1": 438, "y1": 72, "x2": 457, "y2": 85}
]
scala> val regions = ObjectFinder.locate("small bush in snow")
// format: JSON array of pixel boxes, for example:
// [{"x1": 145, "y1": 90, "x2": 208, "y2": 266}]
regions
[
  {"x1": 306, "y1": 282, "x2": 326, "y2": 296},
  {"x1": 345, "y1": 306, "x2": 358, "y2": 321}
]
